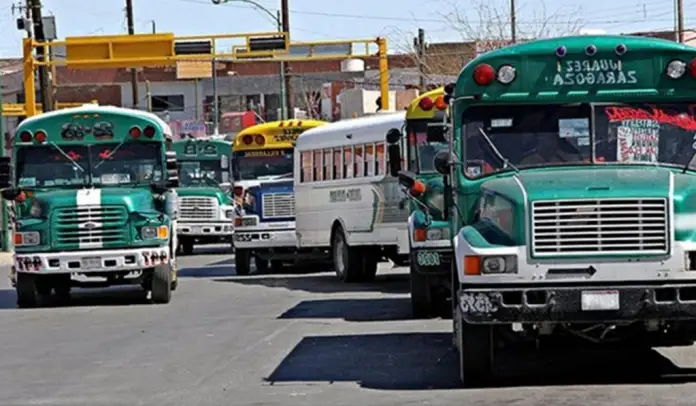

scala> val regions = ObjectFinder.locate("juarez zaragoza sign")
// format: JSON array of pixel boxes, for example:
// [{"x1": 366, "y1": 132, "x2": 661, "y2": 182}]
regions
[{"x1": 551, "y1": 59, "x2": 637, "y2": 86}]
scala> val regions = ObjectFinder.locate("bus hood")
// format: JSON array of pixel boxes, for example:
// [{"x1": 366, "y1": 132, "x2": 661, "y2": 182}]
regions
[
  {"x1": 243, "y1": 179, "x2": 294, "y2": 220},
  {"x1": 28, "y1": 187, "x2": 158, "y2": 214},
  {"x1": 177, "y1": 186, "x2": 233, "y2": 205}
]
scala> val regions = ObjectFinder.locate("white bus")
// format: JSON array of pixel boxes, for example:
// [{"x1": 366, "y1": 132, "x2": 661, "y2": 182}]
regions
[{"x1": 294, "y1": 112, "x2": 410, "y2": 283}]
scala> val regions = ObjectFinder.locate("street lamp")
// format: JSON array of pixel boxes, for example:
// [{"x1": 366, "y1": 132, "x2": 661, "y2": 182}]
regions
[{"x1": 211, "y1": 0, "x2": 289, "y2": 119}]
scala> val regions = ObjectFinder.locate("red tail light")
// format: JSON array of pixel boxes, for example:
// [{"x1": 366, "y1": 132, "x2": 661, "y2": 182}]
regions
[
  {"x1": 19, "y1": 131, "x2": 32, "y2": 142},
  {"x1": 143, "y1": 126, "x2": 156, "y2": 138},
  {"x1": 254, "y1": 135, "x2": 265, "y2": 146},
  {"x1": 129, "y1": 126, "x2": 142, "y2": 139},
  {"x1": 434, "y1": 96, "x2": 447, "y2": 110},
  {"x1": 418, "y1": 97, "x2": 434, "y2": 111},
  {"x1": 34, "y1": 131, "x2": 47, "y2": 143},
  {"x1": 242, "y1": 134, "x2": 253, "y2": 145}
]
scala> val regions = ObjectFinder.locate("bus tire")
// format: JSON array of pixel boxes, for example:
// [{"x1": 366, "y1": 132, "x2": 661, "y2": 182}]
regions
[
  {"x1": 271, "y1": 260, "x2": 284, "y2": 273},
  {"x1": 458, "y1": 319, "x2": 496, "y2": 388},
  {"x1": 16, "y1": 272, "x2": 39, "y2": 308},
  {"x1": 181, "y1": 238, "x2": 194, "y2": 256},
  {"x1": 331, "y1": 227, "x2": 361, "y2": 283},
  {"x1": 358, "y1": 248, "x2": 378, "y2": 282},
  {"x1": 255, "y1": 257, "x2": 269, "y2": 274},
  {"x1": 409, "y1": 260, "x2": 433, "y2": 319},
  {"x1": 151, "y1": 264, "x2": 172, "y2": 304},
  {"x1": 235, "y1": 249, "x2": 252, "y2": 276}
]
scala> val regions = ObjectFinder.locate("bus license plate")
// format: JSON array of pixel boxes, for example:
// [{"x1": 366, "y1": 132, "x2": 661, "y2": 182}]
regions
[
  {"x1": 581, "y1": 290, "x2": 619, "y2": 311},
  {"x1": 82, "y1": 257, "x2": 102, "y2": 270}
]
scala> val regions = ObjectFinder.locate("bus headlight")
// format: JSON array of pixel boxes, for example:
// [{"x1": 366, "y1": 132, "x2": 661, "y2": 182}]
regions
[
  {"x1": 14, "y1": 231, "x2": 39, "y2": 246},
  {"x1": 29, "y1": 200, "x2": 42, "y2": 217},
  {"x1": 426, "y1": 227, "x2": 450, "y2": 240},
  {"x1": 142, "y1": 225, "x2": 169, "y2": 239},
  {"x1": 481, "y1": 256, "x2": 517, "y2": 274},
  {"x1": 225, "y1": 210, "x2": 235, "y2": 219}
]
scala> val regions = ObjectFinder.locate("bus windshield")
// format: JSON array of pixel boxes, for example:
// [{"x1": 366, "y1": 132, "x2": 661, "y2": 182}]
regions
[
  {"x1": 233, "y1": 148, "x2": 294, "y2": 180},
  {"x1": 178, "y1": 160, "x2": 231, "y2": 187},
  {"x1": 17, "y1": 142, "x2": 163, "y2": 187},
  {"x1": 463, "y1": 103, "x2": 696, "y2": 178},
  {"x1": 407, "y1": 120, "x2": 449, "y2": 173}
]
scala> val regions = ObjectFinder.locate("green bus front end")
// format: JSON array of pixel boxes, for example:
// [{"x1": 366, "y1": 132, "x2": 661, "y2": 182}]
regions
[
  {"x1": 173, "y1": 138, "x2": 235, "y2": 255},
  {"x1": 1, "y1": 106, "x2": 180, "y2": 308},
  {"x1": 438, "y1": 35, "x2": 696, "y2": 386}
]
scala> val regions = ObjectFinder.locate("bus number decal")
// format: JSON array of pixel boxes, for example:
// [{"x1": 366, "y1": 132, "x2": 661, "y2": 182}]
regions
[
  {"x1": 273, "y1": 133, "x2": 300, "y2": 143},
  {"x1": 551, "y1": 59, "x2": 637, "y2": 86},
  {"x1": 329, "y1": 188, "x2": 361, "y2": 203}
]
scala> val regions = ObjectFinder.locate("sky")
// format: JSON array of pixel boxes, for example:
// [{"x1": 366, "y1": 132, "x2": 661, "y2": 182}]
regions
[{"x1": 0, "y1": 0, "x2": 694, "y2": 58}]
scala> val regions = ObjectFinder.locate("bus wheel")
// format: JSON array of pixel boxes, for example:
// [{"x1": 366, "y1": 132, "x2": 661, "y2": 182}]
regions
[
  {"x1": 151, "y1": 264, "x2": 173, "y2": 304},
  {"x1": 409, "y1": 261, "x2": 433, "y2": 319},
  {"x1": 235, "y1": 249, "x2": 252, "y2": 276},
  {"x1": 359, "y1": 248, "x2": 378, "y2": 282},
  {"x1": 457, "y1": 317, "x2": 496, "y2": 388},
  {"x1": 271, "y1": 260, "x2": 284, "y2": 273},
  {"x1": 332, "y1": 227, "x2": 361, "y2": 283},
  {"x1": 16, "y1": 272, "x2": 39, "y2": 308},
  {"x1": 181, "y1": 238, "x2": 194, "y2": 256},
  {"x1": 255, "y1": 257, "x2": 269, "y2": 274}
]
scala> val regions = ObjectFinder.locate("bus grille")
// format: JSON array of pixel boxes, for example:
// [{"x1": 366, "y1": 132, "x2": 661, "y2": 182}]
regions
[
  {"x1": 262, "y1": 193, "x2": 295, "y2": 219},
  {"x1": 54, "y1": 206, "x2": 128, "y2": 248},
  {"x1": 179, "y1": 197, "x2": 218, "y2": 220},
  {"x1": 531, "y1": 198, "x2": 668, "y2": 257}
]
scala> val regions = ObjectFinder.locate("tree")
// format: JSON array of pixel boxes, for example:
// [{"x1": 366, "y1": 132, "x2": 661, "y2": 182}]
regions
[{"x1": 410, "y1": 0, "x2": 584, "y2": 77}]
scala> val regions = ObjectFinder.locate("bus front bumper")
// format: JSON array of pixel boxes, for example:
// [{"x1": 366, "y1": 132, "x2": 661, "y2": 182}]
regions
[
  {"x1": 177, "y1": 222, "x2": 234, "y2": 236},
  {"x1": 14, "y1": 248, "x2": 171, "y2": 274},
  {"x1": 233, "y1": 228, "x2": 296, "y2": 249}
]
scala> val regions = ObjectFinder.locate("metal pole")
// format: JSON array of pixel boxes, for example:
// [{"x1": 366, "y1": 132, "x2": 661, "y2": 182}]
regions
[
  {"x1": 377, "y1": 37, "x2": 389, "y2": 111},
  {"x1": 510, "y1": 0, "x2": 517, "y2": 43},
  {"x1": 281, "y1": 0, "x2": 292, "y2": 118},
  {"x1": 277, "y1": 10, "x2": 287, "y2": 119},
  {"x1": 29, "y1": 0, "x2": 53, "y2": 112},
  {"x1": 145, "y1": 80, "x2": 152, "y2": 112},
  {"x1": 212, "y1": 58, "x2": 219, "y2": 135},
  {"x1": 126, "y1": 0, "x2": 139, "y2": 107},
  {"x1": 0, "y1": 72, "x2": 8, "y2": 252},
  {"x1": 677, "y1": 0, "x2": 684, "y2": 43},
  {"x1": 416, "y1": 28, "x2": 425, "y2": 91},
  {"x1": 151, "y1": 20, "x2": 156, "y2": 34}
]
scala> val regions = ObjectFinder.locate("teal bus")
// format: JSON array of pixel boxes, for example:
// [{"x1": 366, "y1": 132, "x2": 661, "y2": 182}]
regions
[
  {"x1": 0, "y1": 105, "x2": 180, "y2": 307},
  {"x1": 173, "y1": 137, "x2": 235, "y2": 255},
  {"x1": 390, "y1": 35, "x2": 696, "y2": 385}
]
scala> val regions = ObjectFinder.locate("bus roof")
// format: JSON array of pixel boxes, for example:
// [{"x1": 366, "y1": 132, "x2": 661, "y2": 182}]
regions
[
  {"x1": 236, "y1": 119, "x2": 326, "y2": 137},
  {"x1": 455, "y1": 34, "x2": 696, "y2": 101},
  {"x1": 296, "y1": 112, "x2": 405, "y2": 151},
  {"x1": 405, "y1": 87, "x2": 447, "y2": 120},
  {"x1": 18, "y1": 104, "x2": 173, "y2": 138}
]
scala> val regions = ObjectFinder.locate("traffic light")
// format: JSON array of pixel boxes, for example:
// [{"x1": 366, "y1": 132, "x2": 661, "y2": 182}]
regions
[
  {"x1": 248, "y1": 36, "x2": 287, "y2": 52},
  {"x1": 174, "y1": 40, "x2": 212, "y2": 55}
]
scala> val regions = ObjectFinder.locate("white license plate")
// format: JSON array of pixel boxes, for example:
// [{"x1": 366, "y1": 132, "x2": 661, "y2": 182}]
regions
[
  {"x1": 190, "y1": 226, "x2": 202, "y2": 234},
  {"x1": 581, "y1": 290, "x2": 619, "y2": 311},
  {"x1": 82, "y1": 257, "x2": 102, "y2": 270}
]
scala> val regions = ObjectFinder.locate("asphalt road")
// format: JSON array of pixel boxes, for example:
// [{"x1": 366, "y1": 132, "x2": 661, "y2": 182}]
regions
[{"x1": 1, "y1": 245, "x2": 696, "y2": 405}]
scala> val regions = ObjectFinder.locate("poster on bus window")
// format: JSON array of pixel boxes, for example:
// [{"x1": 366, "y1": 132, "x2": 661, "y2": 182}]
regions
[
  {"x1": 365, "y1": 145, "x2": 375, "y2": 176},
  {"x1": 616, "y1": 122, "x2": 659, "y2": 163},
  {"x1": 376, "y1": 144, "x2": 385, "y2": 175}
]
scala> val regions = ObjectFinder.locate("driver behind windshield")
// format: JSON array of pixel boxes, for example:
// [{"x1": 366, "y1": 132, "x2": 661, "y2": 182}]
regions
[{"x1": 520, "y1": 133, "x2": 578, "y2": 166}]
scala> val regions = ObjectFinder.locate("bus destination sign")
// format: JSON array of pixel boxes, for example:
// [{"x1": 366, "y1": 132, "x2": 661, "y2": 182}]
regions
[{"x1": 550, "y1": 59, "x2": 637, "y2": 87}]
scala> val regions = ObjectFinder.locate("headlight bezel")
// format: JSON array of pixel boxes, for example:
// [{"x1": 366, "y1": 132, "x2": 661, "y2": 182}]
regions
[
  {"x1": 141, "y1": 225, "x2": 169, "y2": 240},
  {"x1": 29, "y1": 200, "x2": 42, "y2": 218}
]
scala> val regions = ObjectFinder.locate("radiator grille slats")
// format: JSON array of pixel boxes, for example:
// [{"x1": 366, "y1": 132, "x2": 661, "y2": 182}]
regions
[
  {"x1": 179, "y1": 197, "x2": 218, "y2": 220},
  {"x1": 531, "y1": 198, "x2": 669, "y2": 257},
  {"x1": 262, "y1": 193, "x2": 295, "y2": 219}
]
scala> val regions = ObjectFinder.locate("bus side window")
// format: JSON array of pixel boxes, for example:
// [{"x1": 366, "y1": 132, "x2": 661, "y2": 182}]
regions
[
  {"x1": 376, "y1": 143, "x2": 385, "y2": 176},
  {"x1": 354, "y1": 145, "x2": 364, "y2": 177},
  {"x1": 333, "y1": 148, "x2": 342, "y2": 179},
  {"x1": 301, "y1": 151, "x2": 312, "y2": 183},
  {"x1": 365, "y1": 144, "x2": 375, "y2": 177},
  {"x1": 313, "y1": 150, "x2": 323, "y2": 181},
  {"x1": 323, "y1": 149, "x2": 332, "y2": 180},
  {"x1": 344, "y1": 146, "x2": 353, "y2": 179}
]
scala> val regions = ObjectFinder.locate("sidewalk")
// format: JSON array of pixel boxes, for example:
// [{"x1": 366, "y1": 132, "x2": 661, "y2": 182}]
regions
[{"x1": 0, "y1": 252, "x2": 12, "y2": 266}]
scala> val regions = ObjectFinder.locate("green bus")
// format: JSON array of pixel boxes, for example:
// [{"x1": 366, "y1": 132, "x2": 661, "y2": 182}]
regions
[
  {"x1": 173, "y1": 137, "x2": 235, "y2": 255},
  {"x1": 0, "y1": 105, "x2": 180, "y2": 308},
  {"x1": 395, "y1": 35, "x2": 696, "y2": 386}
]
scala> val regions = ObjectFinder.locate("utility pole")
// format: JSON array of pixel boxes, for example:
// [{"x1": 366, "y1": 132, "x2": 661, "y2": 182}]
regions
[
  {"x1": 414, "y1": 28, "x2": 426, "y2": 92},
  {"x1": 29, "y1": 0, "x2": 53, "y2": 111},
  {"x1": 510, "y1": 0, "x2": 517, "y2": 43},
  {"x1": 150, "y1": 20, "x2": 156, "y2": 34},
  {"x1": 125, "y1": 0, "x2": 139, "y2": 108},
  {"x1": 677, "y1": 0, "x2": 684, "y2": 43},
  {"x1": 281, "y1": 0, "x2": 292, "y2": 118}
]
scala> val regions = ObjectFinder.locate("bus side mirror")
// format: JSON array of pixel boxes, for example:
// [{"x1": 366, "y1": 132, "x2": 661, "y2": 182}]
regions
[
  {"x1": 386, "y1": 128, "x2": 402, "y2": 177},
  {"x1": 0, "y1": 157, "x2": 12, "y2": 189},
  {"x1": 433, "y1": 150, "x2": 450, "y2": 175}
]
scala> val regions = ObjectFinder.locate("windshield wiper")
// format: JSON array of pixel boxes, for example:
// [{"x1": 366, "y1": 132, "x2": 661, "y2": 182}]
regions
[
  {"x1": 477, "y1": 127, "x2": 519, "y2": 173},
  {"x1": 50, "y1": 142, "x2": 86, "y2": 173},
  {"x1": 94, "y1": 140, "x2": 126, "y2": 169}
]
